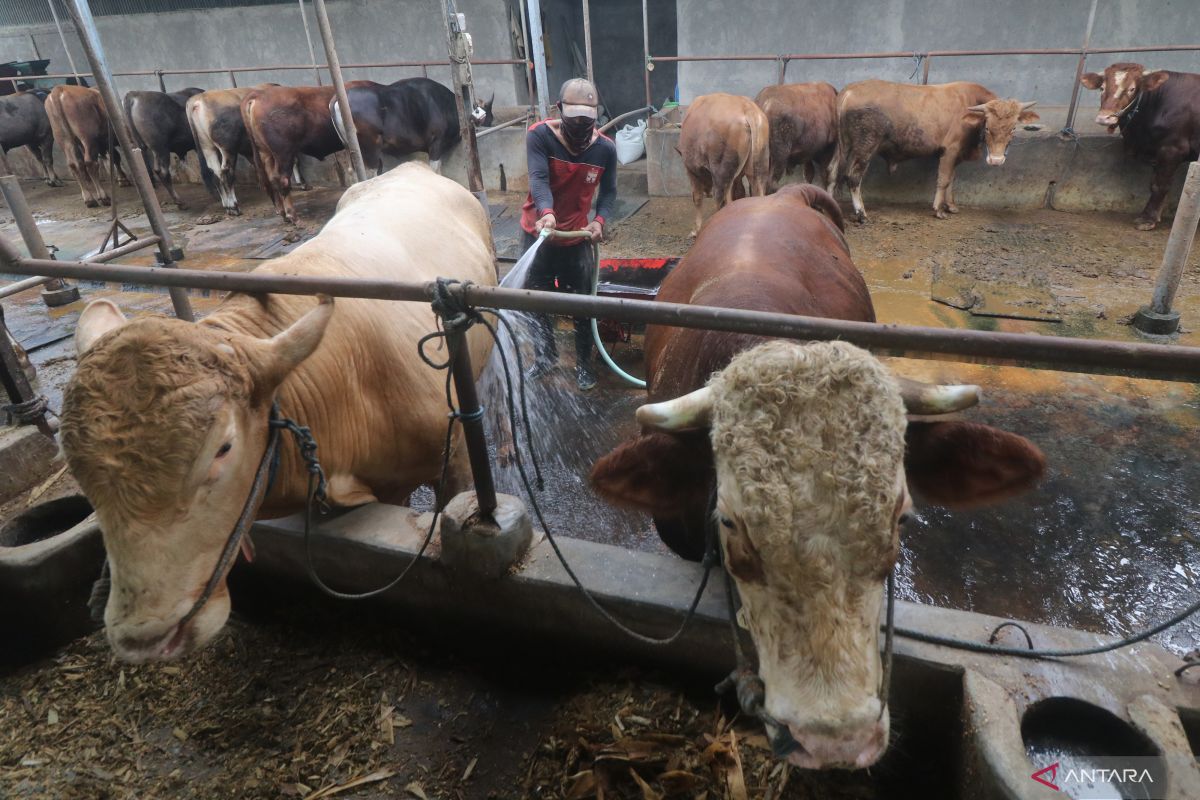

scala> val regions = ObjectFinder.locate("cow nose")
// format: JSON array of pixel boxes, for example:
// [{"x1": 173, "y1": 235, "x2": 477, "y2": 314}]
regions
[
  {"x1": 986, "y1": 153, "x2": 1006, "y2": 166},
  {"x1": 1096, "y1": 114, "x2": 1119, "y2": 126},
  {"x1": 785, "y1": 717, "x2": 889, "y2": 770}
]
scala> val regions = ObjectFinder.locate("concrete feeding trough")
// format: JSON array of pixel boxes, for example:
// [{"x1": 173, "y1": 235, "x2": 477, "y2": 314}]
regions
[
  {"x1": 239, "y1": 502, "x2": 1200, "y2": 799},
  {"x1": 0, "y1": 424, "x2": 104, "y2": 664}
]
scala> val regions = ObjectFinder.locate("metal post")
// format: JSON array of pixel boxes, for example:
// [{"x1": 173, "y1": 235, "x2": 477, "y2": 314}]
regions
[
  {"x1": 228, "y1": 70, "x2": 238, "y2": 88},
  {"x1": 65, "y1": 0, "x2": 193, "y2": 322},
  {"x1": 581, "y1": 0, "x2": 594, "y2": 83},
  {"x1": 517, "y1": 0, "x2": 535, "y2": 111},
  {"x1": 441, "y1": 0, "x2": 485, "y2": 196},
  {"x1": 310, "y1": 0, "x2": 367, "y2": 182},
  {"x1": 445, "y1": 326, "x2": 497, "y2": 517},
  {"x1": 46, "y1": 0, "x2": 83, "y2": 84},
  {"x1": 921, "y1": 55, "x2": 932, "y2": 84},
  {"x1": 0, "y1": 175, "x2": 79, "y2": 306},
  {"x1": 155, "y1": 69, "x2": 166, "y2": 92},
  {"x1": 641, "y1": 0, "x2": 652, "y2": 111},
  {"x1": 28, "y1": 33, "x2": 41, "y2": 60},
  {"x1": 297, "y1": 0, "x2": 323, "y2": 86},
  {"x1": 777, "y1": 56, "x2": 787, "y2": 85},
  {"x1": 526, "y1": 0, "x2": 550, "y2": 120},
  {"x1": 1133, "y1": 162, "x2": 1200, "y2": 336},
  {"x1": 1065, "y1": 0, "x2": 1100, "y2": 135},
  {"x1": 0, "y1": 307, "x2": 55, "y2": 437}
]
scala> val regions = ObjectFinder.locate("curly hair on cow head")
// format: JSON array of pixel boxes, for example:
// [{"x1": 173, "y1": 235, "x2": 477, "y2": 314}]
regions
[
  {"x1": 708, "y1": 340, "x2": 907, "y2": 582},
  {"x1": 61, "y1": 315, "x2": 257, "y2": 527}
]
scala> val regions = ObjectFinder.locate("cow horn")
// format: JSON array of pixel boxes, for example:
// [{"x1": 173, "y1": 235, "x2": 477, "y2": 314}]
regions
[
  {"x1": 1019, "y1": 101, "x2": 1037, "y2": 111},
  {"x1": 636, "y1": 386, "x2": 714, "y2": 431},
  {"x1": 895, "y1": 376, "x2": 980, "y2": 415},
  {"x1": 965, "y1": 103, "x2": 987, "y2": 113}
]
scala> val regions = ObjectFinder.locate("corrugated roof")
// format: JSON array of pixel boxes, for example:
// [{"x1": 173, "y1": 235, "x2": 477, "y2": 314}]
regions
[{"x1": 2, "y1": 0, "x2": 293, "y2": 28}]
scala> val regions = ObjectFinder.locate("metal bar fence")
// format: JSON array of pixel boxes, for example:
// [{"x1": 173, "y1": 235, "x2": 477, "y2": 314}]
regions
[{"x1": 3, "y1": 245, "x2": 1200, "y2": 385}]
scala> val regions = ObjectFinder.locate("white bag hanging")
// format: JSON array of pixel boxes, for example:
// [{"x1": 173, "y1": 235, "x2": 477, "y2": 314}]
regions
[{"x1": 614, "y1": 119, "x2": 647, "y2": 165}]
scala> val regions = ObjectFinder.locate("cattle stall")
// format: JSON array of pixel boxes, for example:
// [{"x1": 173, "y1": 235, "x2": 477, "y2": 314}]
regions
[{"x1": 3, "y1": 2, "x2": 1200, "y2": 799}]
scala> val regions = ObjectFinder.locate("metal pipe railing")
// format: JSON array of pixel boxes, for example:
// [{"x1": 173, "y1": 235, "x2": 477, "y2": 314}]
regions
[
  {"x1": 2, "y1": 247, "x2": 1200, "y2": 384},
  {"x1": 30, "y1": 57, "x2": 529, "y2": 83},
  {"x1": 475, "y1": 111, "x2": 532, "y2": 138}
]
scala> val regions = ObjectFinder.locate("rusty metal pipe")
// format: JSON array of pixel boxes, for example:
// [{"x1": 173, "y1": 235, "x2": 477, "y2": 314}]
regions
[
  {"x1": 88, "y1": 234, "x2": 162, "y2": 264},
  {"x1": 3, "y1": 251, "x2": 1200, "y2": 383},
  {"x1": 582, "y1": 0, "x2": 594, "y2": 84},
  {"x1": 475, "y1": 111, "x2": 532, "y2": 138},
  {"x1": 0, "y1": 175, "x2": 67, "y2": 294},
  {"x1": 642, "y1": 0, "x2": 652, "y2": 111},
  {"x1": 598, "y1": 106, "x2": 652, "y2": 134},
  {"x1": 64, "y1": 0, "x2": 194, "y2": 322},
  {"x1": 1065, "y1": 0, "x2": 1100, "y2": 135},
  {"x1": 445, "y1": 326, "x2": 497, "y2": 517}
]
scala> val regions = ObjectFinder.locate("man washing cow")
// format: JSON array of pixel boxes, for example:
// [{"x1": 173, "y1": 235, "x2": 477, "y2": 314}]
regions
[{"x1": 521, "y1": 78, "x2": 617, "y2": 392}]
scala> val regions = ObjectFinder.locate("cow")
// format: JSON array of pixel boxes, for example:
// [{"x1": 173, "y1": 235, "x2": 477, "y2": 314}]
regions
[
  {"x1": 186, "y1": 85, "x2": 283, "y2": 216},
  {"x1": 829, "y1": 80, "x2": 1039, "y2": 221},
  {"x1": 678, "y1": 93, "x2": 770, "y2": 237},
  {"x1": 0, "y1": 90, "x2": 62, "y2": 187},
  {"x1": 125, "y1": 88, "x2": 208, "y2": 208},
  {"x1": 331, "y1": 77, "x2": 495, "y2": 175},
  {"x1": 753, "y1": 81, "x2": 838, "y2": 191},
  {"x1": 44, "y1": 84, "x2": 128, "y2": 207},
  {"x1": 590, "y1": 184, "x2": 1044, "y2": 770},
  {"x1": 241, "y1": 82, "x2": 372, "y2": 223},
  {"x1": 1080, "y1": 63, "x2": 1200, "y2": 230},
  {"x1": 48, "y1": 162, "x2": 496, "y2": 663}
]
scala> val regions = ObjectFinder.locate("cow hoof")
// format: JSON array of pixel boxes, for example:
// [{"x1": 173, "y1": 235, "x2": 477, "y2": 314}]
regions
[
  {"x1": 945, "y1": 204, "x2": 959, "y2": 214},
  {"x1": 854, "y1": 211, "x2": 868, "y2": 224},
  {"x1": 47, "y1": 180, "x2": 63, "y2": 188},
  {"x1": 85, "y1": 199, "x2": 99, "y2": 208},
  {"x1": 687, "y1": 229, "x2": 699, "y2": 239},
  {"x1": 1135, "y1": 219, "x2": 1158, "y2": 231},
  {"x1": 935, "y1": 209, "x2": 948, "y2": 220},
  {"x1": 225, "y1": 207, "x2": 241, "y2": 217},
  {"x1": 100, "y1": 197, "x2": 112, "y2": 207}
]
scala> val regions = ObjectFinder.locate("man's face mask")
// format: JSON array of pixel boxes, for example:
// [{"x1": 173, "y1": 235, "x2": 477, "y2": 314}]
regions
[{"x1": 558, "y1": 106, "x2": 596, "y2": 151}]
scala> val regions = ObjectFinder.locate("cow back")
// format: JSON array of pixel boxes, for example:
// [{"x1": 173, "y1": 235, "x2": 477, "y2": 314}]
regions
[
  {"x1": 1121, "y1": 70, "x2": 1200, "y2": 160},
  {"x1": 646, "y1": 184, "x2": 869, "y2": 401}
]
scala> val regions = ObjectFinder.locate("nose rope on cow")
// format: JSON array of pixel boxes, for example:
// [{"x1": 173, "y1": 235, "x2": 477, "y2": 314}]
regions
[{"x1": 714, "y1": 563, "x2": 897, "y2": 760}]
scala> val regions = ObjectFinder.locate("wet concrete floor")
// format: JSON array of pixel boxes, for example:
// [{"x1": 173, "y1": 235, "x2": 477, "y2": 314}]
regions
[{"x1": 2, "y1": 179, "x2": 1198, "y2": 655}]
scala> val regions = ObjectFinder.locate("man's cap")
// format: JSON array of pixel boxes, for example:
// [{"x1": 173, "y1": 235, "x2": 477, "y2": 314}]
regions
[{"x1": 559, "y1": 78, "x2": 598, "y2": 119}]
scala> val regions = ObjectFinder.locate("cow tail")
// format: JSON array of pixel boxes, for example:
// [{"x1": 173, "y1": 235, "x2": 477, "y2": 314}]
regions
[
  {"x1": 186, "y1": 102, "x2": 220, "y2": 199},
  {"x1": 124, "y1": 95, "x2": 153, "y2": 180},
  {"x1": 732, "y1": 117, "x2": 753, "y2": 204}
]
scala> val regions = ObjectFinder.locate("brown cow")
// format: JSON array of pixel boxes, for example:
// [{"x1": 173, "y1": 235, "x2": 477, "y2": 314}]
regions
[
  {"x1": 591, "y1": 184, "x2": 1044, "y2": 769},
  {"x1": 1081, "y1": 63, "x2": 1200, "y2": 230},
  {"x1": 678, "y1": 92, "x2": 770, "y2": 237},
  {"x1": 830, "y1": 80, "x2": 1039, "y2": 221},
  {"x1": 241, "y1": 83, "x2": 370, "y2": 223},
  {"x1": 753, "y1": 81, "x2": 838, "y2": 190},
  {"x1": 44, "y1": 85, "x2": 127, "y2": 207}
]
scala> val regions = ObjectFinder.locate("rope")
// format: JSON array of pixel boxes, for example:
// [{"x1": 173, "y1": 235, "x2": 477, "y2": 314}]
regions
[
  {"x1": 478, "y1": 305, "x2": 717, "y2": 645},
  {"x1": 3, "y1": 395, "x2": 50, "y2": 425}
]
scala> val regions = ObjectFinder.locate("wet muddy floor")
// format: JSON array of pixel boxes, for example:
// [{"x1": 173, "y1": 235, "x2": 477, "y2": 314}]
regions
[{"x1": 2, "y1": 176, "x2": 1199, "y2": 797}]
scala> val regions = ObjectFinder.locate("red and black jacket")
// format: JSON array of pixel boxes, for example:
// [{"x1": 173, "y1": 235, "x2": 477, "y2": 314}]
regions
[{"x1": 521, "y1": 119, "x2": 617, "y2": 245}]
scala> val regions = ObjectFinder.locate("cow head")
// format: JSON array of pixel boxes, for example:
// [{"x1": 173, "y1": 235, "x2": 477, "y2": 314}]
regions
[
  {"x1": 472, "y1": 92, "x2": 495, "y2": 127},
  {"x1": 592, "y1": 341, "x2": 1044, "y2": 769},
  {"x1": 1081, "y1": 63, "x2": 1169, "y2": 132},
  {"x1": 964, "y1": 99, "x2": 1040, "y2": 166},
  {"x1": 60, "y1": 296, "x2": 334, "y2": 663}
]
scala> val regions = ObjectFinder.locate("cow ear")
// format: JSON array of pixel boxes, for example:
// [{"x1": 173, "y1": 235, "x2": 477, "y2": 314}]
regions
[
  {"x1": 244, "y1": 295, "x2": 334, "y2": 400},
  {"x1": 1080, "y1": 72, "x2": 1104, "y2": 90},
  {"x1": 76, "y1": 299, "x2": 128, "y2": 355},
  {"x1": 590, "y1": 431, "x2": 713, "y2": 517},
  {"x1": 1018, "y1": 109, "x2": 1041, "y2": 124},
  {"x1": 1141, "y1": 71, "x2": 1169, "y2": 92},
  {"x1": 904, "y1": 420, "x2": 1045, "y2": 509}
]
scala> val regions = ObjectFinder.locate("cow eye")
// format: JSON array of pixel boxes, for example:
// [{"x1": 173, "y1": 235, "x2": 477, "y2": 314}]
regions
[
  {"x1": 720, "y1": 516, "x2": 735, "y2": 529},
  {"x1": 216, "y1": 442, "x2": 232, "y2": 458},
  {"x1": 898, "y1": 512, "x2": 912, "y2": 526}
]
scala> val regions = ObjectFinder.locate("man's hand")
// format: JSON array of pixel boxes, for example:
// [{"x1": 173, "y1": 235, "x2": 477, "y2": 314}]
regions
[
  {"x1": 585, "y1": 219, "x2": 604, "y2": 242},
  {"x1": 535, "y1": 212, "x2": 557, "y2": 233}
]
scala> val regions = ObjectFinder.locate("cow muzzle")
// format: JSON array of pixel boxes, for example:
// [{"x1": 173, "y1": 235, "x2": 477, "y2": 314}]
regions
[
  {"x1": 1095, "y1": 113, "x2": 1121, "y2": 128},
  {"x1": 985, "y1": 153, "x2": 1007, "y2": 166},
  {"x1": 108, "y1": 616, "x2": 195, "y2": 663},
  {"x1": 781, "y1": 709, "x2": 890, "y2": 769}
]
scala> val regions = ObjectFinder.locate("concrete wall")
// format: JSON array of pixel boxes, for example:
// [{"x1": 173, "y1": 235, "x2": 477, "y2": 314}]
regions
[
  {"x1": 0, "y1": 0, "x2": 522, "y2": 104},
  {"x1": 675, "y1": 0, "x2": 1200, "y2": 117}
]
